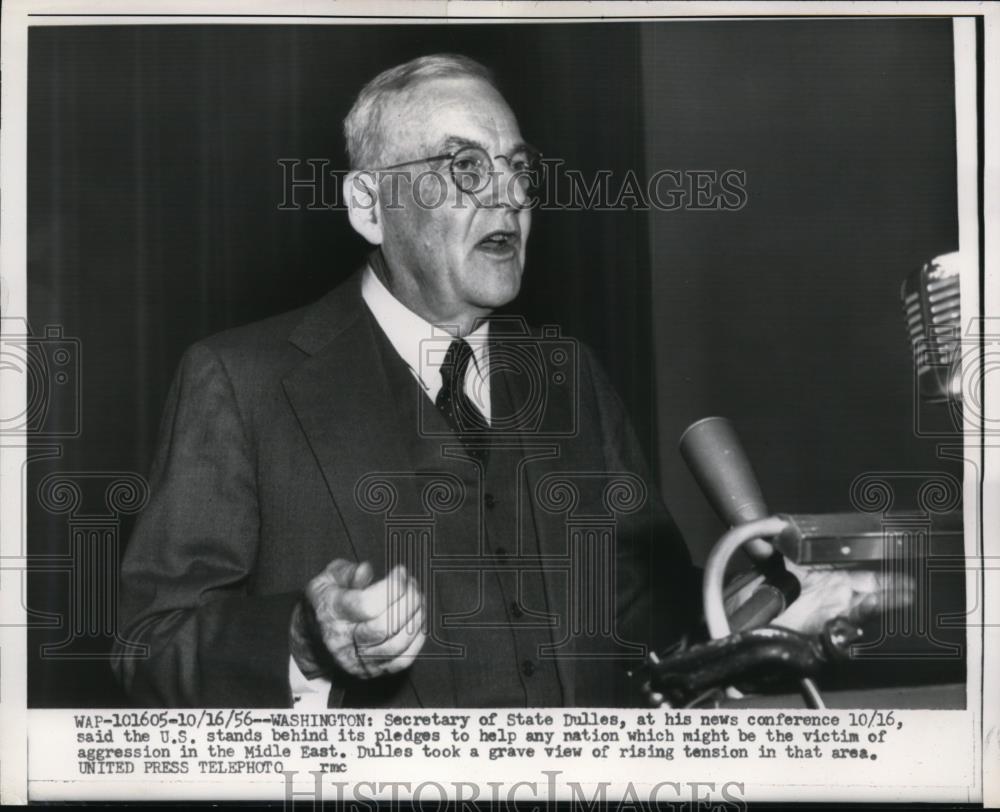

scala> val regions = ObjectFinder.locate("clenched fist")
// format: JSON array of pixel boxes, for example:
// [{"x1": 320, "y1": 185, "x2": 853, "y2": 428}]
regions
[{"x1": 290, "y1": 559, "x2": 426, "y2": 680}]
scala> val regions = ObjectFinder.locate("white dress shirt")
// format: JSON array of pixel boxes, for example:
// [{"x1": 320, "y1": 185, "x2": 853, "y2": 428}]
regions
[{"x1": 290, "y1": 264, "x2": 491, "y2": 707}]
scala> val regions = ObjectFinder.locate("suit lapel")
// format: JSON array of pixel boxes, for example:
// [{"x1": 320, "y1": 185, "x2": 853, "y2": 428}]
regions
[
  {"x1": 283, "y1": 306, "x2": 407, "y2": 567},
  {"x1": 281, "y1": 273, "x2": 457, "y2": 706}
]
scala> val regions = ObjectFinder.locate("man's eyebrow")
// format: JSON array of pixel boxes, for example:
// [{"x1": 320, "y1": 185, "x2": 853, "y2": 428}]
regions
[
  {"x1": 437, "y1": 135, "x2": 487, "y2": 153},
  {"x1": 436, "y1": 135, "x2": 533, "y2": 156}
]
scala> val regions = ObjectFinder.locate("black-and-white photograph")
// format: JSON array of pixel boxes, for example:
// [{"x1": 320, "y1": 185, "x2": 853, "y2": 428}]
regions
[
  {"x1": 23, "y1": 15, "x2": 970, "y2": 711},
  {"x1": 3, "y1": 2, "x2": 994, "y2": 805}
]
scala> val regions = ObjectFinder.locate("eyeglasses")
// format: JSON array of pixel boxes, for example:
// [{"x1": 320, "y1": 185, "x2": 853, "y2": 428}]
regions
[{"x1": 373, "y1": 144, "x2": 543, "y2": 197}]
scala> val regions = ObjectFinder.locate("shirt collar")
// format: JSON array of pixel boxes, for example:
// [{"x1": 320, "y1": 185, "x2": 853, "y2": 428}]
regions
[{"x1": 360, "y1": 261, "x2": 490, "y2": 400}]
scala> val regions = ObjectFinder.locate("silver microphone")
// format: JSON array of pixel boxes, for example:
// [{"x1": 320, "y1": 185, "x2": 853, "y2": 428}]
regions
[{"x1": 901, "y1": 251, "x2": 963, "y2": 403}]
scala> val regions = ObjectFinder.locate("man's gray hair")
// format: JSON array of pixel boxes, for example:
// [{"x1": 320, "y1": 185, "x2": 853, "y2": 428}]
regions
[{"x1": 343, "y1": 53, "x2": 497, "y2": 170}]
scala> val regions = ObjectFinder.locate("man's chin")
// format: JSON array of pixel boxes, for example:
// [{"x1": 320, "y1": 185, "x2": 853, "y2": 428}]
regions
[{"x1": 466, "y1": 258, "x2": 524, "y2": 308}]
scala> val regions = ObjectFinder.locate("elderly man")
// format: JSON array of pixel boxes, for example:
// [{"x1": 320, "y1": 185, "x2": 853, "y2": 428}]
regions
[{"x1": 112, "y1": 54, "x2": 895, "y2": 709}]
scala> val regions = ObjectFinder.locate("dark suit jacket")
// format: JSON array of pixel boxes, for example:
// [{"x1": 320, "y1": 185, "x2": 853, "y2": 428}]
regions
[{"x1": 111, "y1": 270, "x2": 698, "y2": 707}]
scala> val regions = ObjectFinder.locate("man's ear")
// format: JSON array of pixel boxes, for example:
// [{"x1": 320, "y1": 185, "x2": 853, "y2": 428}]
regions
[{"x1": 345, "y1": 170, "x2": 383, "y2": 245}]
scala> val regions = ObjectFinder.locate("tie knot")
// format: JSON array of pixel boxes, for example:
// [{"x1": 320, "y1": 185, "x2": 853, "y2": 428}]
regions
[{"x1": 440, "y1": 337, "x2": 475, "y2": 390}]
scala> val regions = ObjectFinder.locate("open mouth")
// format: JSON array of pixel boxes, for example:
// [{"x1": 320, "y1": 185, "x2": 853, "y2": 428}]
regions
[{"x1": 476, "y1": 230, "x2": 519, "y2": 255}]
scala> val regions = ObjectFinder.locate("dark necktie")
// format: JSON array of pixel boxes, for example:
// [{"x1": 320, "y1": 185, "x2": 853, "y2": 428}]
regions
[{"x1": 436, "y1": 338, "x2": 490, "y2": 459}]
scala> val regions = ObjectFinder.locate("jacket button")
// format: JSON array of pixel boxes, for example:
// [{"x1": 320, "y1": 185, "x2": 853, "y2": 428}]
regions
[
  {"x1": 484, "y1": 492, "x2": 496, "y2": 509},
  {"x1": 521, "y1": 659, "x2": 536, "y2": 677},
  {"x1": 494, "y1": 546, "x2": 509, "y2": 559},
  {"x1": 510, "y1": 601, "x2": 524, "y2": 619}
]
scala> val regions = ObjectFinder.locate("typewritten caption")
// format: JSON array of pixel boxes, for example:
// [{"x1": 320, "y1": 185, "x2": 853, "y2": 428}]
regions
[{"x1": 69, "y1": 708, "x2": 904, "y2": 776}]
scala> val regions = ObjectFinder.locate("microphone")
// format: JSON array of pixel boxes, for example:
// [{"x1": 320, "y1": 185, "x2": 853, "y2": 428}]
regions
[
  {"x1": 679, "y1": 416, "x2": 800, "y2": 630},
  {"x1": 679, "y1": 416, "x2": 772, "y2": 557},
  {"x1": 901, "y1": 251, "x2": 963, "y2": 403}
]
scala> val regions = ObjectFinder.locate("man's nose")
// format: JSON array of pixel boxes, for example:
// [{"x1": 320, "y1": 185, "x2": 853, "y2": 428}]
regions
[{"x1": 486, "y1": 160, "x2": 531, "y2": 210}]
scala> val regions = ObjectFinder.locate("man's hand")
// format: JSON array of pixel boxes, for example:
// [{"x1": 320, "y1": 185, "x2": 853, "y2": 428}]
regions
[
  {"x1": 771, "y1": 561, "x2": 915, "y2": 636},
  {"x1": 290, "y1": 559, "x2": 426, "y2": 680}
]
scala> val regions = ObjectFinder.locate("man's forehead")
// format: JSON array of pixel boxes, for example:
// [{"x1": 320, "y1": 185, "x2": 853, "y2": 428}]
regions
[{"x1": 390, "y1": 76, "x2": 521, "y2": 149}]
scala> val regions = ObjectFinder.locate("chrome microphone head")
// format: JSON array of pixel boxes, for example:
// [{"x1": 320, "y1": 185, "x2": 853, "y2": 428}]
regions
[{"x1": 901, "y1": 251, "x2": 963, "y2": 403}]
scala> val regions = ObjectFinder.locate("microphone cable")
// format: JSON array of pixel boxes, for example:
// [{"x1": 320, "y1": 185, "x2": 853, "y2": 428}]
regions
[{"x1": 703, "y1": 516, "x2": 827, "y2": 709}]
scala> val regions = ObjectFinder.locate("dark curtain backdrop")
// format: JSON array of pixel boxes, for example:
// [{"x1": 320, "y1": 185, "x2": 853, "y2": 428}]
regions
[
  {"x1": 641, "y1": 19, "x2": 962, "y2": 558},
  {"x1": 27, "y1": 20, "x2": 963, "y2": 708}
]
